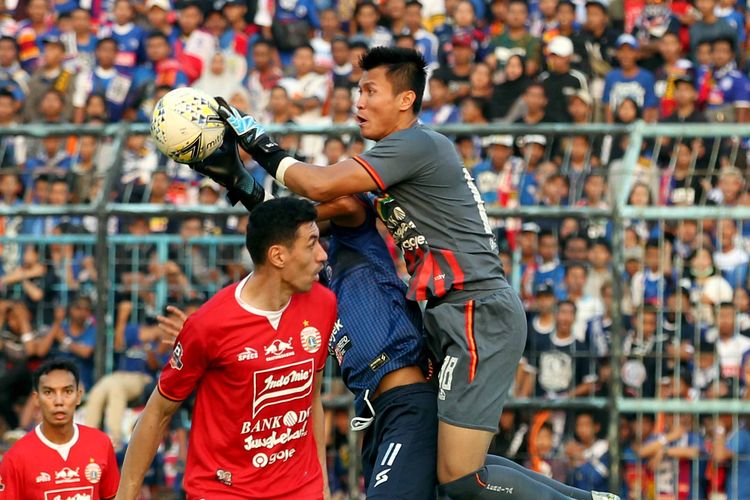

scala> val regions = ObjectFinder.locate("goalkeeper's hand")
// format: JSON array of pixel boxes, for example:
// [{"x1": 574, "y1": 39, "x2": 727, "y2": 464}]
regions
[
  {"x1": 191, "y1": 133, "x2": 266, "y2": 212},
  {"x1": 212, "y1": 97, "x2": 280, "y2": 156}
]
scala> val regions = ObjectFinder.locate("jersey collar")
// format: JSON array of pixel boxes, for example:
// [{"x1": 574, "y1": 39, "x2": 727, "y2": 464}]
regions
[{"x1": 35, "y1": 423, "x2": 79, "y2": 461}]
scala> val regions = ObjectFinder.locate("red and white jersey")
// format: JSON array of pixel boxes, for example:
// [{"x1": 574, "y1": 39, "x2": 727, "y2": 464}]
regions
[
  {"x1": 158, "y1": 276, "x2": 337, "y2": 499},
  {"x1": 0, "y1": 424, "x2": 119, "y2": 500}
]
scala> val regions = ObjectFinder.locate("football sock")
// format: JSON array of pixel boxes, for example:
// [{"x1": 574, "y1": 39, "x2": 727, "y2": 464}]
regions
[
  {"x1": 484, "y1": 454, "x2": 593, "y2": 500},
  {"x1": 438, "y1": 465, "x2": 574, "y2": 499}
]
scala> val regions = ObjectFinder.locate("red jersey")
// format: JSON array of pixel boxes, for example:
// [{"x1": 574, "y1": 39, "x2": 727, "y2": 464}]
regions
[
  {"x1": 158, "y1": 277, "x2": 337, "y2": 499},
  {"x1": 0, "y1": 424, "x2": 119, "y2": 500}
]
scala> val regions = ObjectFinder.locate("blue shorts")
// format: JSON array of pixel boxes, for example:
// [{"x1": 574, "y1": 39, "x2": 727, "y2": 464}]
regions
[{"x1": 361, "y1": 383, "x2": 438, "y2": 499}]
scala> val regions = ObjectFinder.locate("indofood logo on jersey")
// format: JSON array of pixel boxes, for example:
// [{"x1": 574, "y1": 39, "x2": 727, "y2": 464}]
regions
[
  {"x1": 252, "y1": 359, "x2": 314, "y2": 417},
  {"x1": 43, "y1": 486, "x2": 93, "y2": 500}
]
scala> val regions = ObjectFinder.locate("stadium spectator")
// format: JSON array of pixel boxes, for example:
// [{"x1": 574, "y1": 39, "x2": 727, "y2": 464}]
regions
[
  {"x1": 689, "y1": 0, "x2": 736, "y2": 59},
  {"x1": 539, "y1": 36, "x2": 588, "y2": 123},
  {"x1": 84, "y1": 300, "x2": 165, "y2": 450},
  {"x1": 602, "y1": 34, "x2": 658, "y2": 123},
  {"x1": 0, "y1": 36, "x2": 30, "y2": 100},
  {"x1": 688, "y1": 246, "x2": 733, "y2": 325},
  {"x1": 420, "y1": 75, "x2": 460, "y2": 124},
  {"x1": 706, "y1": 302, "x2": 750, "y2": 378},
  {"x1": 488, "y1": 0, "x2": 541, "y2": 75},
  {"x1": 23, "y1": 35, "x2": 75, "y2": 123},
  {"x1": 697, "y1": 36, "x2": 749, "y2": 123},
  {"x1": 36, "y1": 296, "x2": 96, "y2": 389},
  {"x1": 489, "y1": 53, "x2": 531, "y2": 121},
  {"x1": 564, "y1": 412, "x2": 610, "y2": 492},
  {"x1": 710, "y1": 412, "x2": 750, "y2": 499}
]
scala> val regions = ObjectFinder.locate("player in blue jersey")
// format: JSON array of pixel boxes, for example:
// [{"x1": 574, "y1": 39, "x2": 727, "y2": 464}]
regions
[
  {"x1": 190, "y1": 47, "x2": 619, "y2": 499},
  {"x1": 162, "y1": 142, "x2": 438, "y2": 498}
]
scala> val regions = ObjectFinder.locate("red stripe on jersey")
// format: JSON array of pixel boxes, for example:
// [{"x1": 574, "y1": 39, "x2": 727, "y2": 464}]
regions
[
  {"x1": 353, "y1": 155, "x2": 386, "y2": 191},
  {"x1": 414, "y1": 251, "x2": 433, "y2": 301},
  {"x1": 465, "y1": 300, "x2": 477, "y2": 383},
  {"x1": 440, "y1": 248, "x2": 465, "y2": 290}
]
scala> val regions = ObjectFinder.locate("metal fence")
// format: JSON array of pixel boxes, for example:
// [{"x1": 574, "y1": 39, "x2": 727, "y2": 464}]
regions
[{"x1": 2, "y1": 121, "x2": 750, "y2": 497}]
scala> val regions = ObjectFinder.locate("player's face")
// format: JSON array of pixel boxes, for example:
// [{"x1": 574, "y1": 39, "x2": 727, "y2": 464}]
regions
[
  {"x1": 36, "y1": 370, "x2": 82, "y2": 428},
  {"x1": 356, "y1": 66, "x2": 410, "y2": 141},
  {"x1": 282, "y1": 222, "x2": 327, "y2": 293}
]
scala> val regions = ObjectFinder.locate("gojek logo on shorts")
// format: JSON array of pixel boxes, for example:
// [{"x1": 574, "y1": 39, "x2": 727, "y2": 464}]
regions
[{"x1": 242, "y1": 408, "x2": 312, "y2": 468}]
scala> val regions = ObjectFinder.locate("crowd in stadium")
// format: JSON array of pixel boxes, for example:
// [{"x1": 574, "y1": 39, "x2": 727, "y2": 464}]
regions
[{"x1": 1, "y1": 0, "x2": 750, "y2": 496}]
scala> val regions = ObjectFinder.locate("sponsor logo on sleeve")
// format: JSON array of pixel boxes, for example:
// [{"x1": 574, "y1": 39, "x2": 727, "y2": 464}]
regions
[
  {"x1": 264, "y1": 338, "x2": 295, "y2": 361},
  {"x1": 300, "y1": 326, "x2": 322, "y2": 354},
  {"x1": 83, "y1": 461, "x2": 101, "y2": 484},
  {"x1": 54, "y1": 467, "x2": 80, "y2": 484},
  {"x1": 238, "y1": 347, "x2": 259, "y2": 361},
  {"x1": 252, "y1": 359, "x2": 314, "y2": 417},
  {"x1": 170, "y1": 342, "x2": 184, "y2": 370},
  {"x1": 368, "y1": 353, "x2": 390, "y2": 372},
  {"x1": 333, "y1": 335, "x2": 352, "y2": 365},
  {"x1": 36, "y1": 472, "x2": 51, "y2": 483}
]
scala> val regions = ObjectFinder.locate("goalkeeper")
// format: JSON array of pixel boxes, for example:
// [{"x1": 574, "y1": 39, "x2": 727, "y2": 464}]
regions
[{"x1": 191, "y1": 47, "x2": 619, "y2": 500}]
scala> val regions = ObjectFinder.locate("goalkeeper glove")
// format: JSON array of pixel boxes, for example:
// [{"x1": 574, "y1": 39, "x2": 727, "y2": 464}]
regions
[
  {"x1": 212, "y1": 97, "x2": 290, "y2": 177},
  {"x1": 191, "y1": 133, "x2": 266, "y2": 212}
]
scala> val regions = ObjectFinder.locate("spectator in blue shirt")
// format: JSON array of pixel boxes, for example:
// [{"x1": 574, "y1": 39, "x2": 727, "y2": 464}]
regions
[
  {"x1": 603, "y1": 34, "x2": 658, "y2": 123},
  {"x1": 36, "y1": 296, "x2": 97, "y2": 390},
  {"x1": 697, "y1": 36, "x2": 750, "y2": 123},
  {"x1": 565, "y1": 412, "x2": 610, "y2": 492},
  {"x1": 84, "y1": 300, "x2": 167, "y2": 450}
]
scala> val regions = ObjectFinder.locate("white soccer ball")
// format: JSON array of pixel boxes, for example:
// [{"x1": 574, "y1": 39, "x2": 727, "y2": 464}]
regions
[{"x1": 150, "y1": 87, "x2": 225, "y2": 164}]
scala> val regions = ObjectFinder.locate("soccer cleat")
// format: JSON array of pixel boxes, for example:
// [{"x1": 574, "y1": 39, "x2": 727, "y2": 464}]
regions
[{"x1": 592, "y1": 492, "x2": 621, "y2": 500}]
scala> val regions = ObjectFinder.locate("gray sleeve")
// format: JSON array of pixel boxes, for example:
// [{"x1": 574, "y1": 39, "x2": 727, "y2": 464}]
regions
[{"x1": 354, "y1": 128, "x2": 435, "y2": 190}]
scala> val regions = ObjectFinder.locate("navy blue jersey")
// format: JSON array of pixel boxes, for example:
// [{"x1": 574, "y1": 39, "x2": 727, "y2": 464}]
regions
[{"x1": 327, "y1": 197, "x2": 425, "y2": 416}]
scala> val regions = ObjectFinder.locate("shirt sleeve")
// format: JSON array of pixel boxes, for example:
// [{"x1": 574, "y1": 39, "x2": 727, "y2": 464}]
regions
[
  {"x1": 158, "y1": 317, "x2": 210, "y2": 401},
  {"x1": 0, "y1": 451, "x2": 21, "y2": 500},
  {"x1": 100, "y1": 439, "x2": 120, "y2": 499},
  {"x1": 355, "y1": 129, "x2": 435, "y2": 190},
  {"x1": 732, "y1": 76, "x2": 750, "y2": 107}
]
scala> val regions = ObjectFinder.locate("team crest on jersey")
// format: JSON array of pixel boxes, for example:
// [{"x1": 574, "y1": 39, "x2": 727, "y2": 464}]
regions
[
  {"x1": 84, "y1": 461, "x2": 101, "y2": 484},
  {"x1": 300, "y1": 325, "x2": 322, "y2": 354},
  {"x1": 170, "y1": 342, "x2": 184, "y2": 370},
  {"x1": 36, "y1": 471, "x2": 51, "y2": 483}
]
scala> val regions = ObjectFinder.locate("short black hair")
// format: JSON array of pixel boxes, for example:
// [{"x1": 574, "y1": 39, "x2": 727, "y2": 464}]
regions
[
  {"x1": 354, "y1": 0, "x2": 379, "y2": 16},
  {"x1": 253, "y1": 38, "x2": 276, "y2": 50},
  {"x1": 147, "y1": 30, "x2": 169, "y2": 42},
  {"x1": 33, "y1": 358, "x2": 80, "y2": 391},
  {"x1": 96, "y1": 37, "x2": 117, "y2": 49},
  {"x1": 565, "y1": 261, "x2": 588, "y2": 275},
  {"x1": 558, "y1": 299, "x2": 577, "y2": 312},
  {"x1": 360, "y1": 46, "x2": 427, "y2": 114},
  {"x1": 712, "y1": 35, "x2": 736, "y2": 52},
  {"x1": 246, "y1": 198, "x2": 318, "y2": 265}
]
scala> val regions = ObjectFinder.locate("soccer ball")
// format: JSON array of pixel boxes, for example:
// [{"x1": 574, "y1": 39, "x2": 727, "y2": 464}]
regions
[{"x1": 150, "y1": 87, "x2": 225, "y2": 164}]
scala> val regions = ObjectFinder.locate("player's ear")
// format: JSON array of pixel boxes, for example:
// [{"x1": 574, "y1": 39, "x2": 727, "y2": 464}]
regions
[
  {"x1": 76, "y1": 385, "x2": 83, "y2": 406},
  {"x1": 266, "y1": 244, "x2": 287, "y2": 269},
  {"x1": 399, "y1": 90, "x2": 416, "y2": 112}
]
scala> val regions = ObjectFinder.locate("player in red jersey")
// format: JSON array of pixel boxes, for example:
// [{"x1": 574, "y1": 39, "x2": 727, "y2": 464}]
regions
[
  {"x1": 115, "y1": 197, "x2": 336, "y2": 500},
  {"x1": 0, "y1": 359, "x2": 120, "y2": 500}
]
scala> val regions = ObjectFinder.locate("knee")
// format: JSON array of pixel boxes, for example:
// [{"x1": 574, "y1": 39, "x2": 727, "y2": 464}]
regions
[{"x1": 437, "y1": 459, "x2": 476, "y2": 485}]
